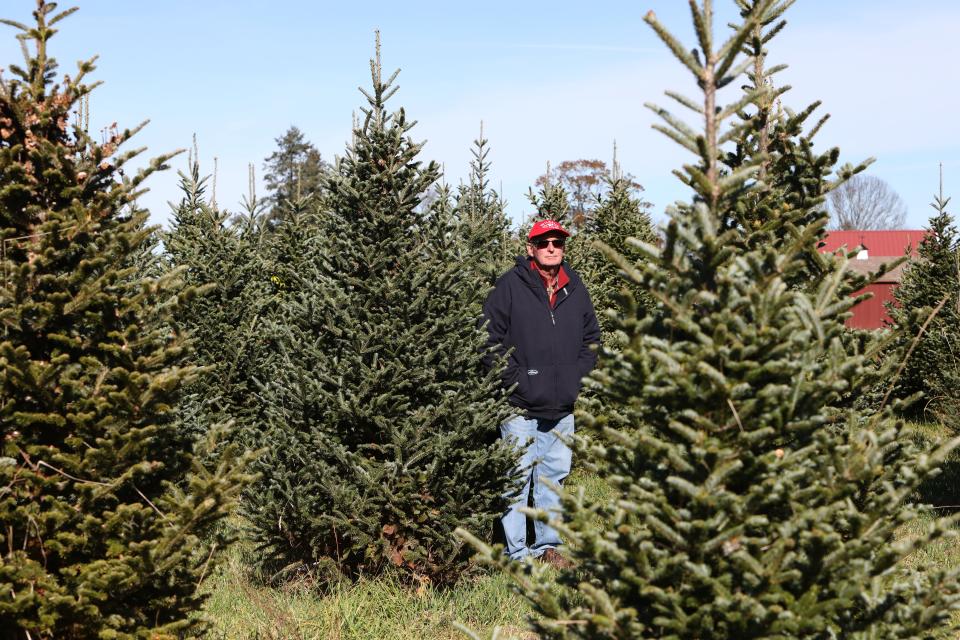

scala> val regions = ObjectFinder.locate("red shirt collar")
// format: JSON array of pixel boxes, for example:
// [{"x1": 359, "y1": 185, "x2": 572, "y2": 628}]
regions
[
  {"x1": 529, "y1": 259, "x2": 569, "y2": 283},
  {"x1": 529, "y1": 260, "x2": 569, "y2": 305}
]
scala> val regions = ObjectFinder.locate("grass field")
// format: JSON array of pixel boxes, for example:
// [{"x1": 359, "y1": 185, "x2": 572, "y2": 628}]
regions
[
  {"x1": 200, "y1": 429, "x2": 960, "y2": 639},
  {"x1": 198, "y1": 467, "x2": 614, "y2": 639},
  {"x1": 202, "y1": 557, "x2": 532, "y2": 639}
]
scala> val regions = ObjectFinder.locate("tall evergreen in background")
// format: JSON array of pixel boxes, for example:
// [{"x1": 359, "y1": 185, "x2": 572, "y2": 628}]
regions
[
  {"x1": 887, "y1": 176, "x2": 960, "y2": 421},
  {"x1": 463, "y1": 1, "x2": 960, "y2": 637},
  {"x1": 453, "y1": 125, "x2": 514, "y2": 288},
  {"x1": 0, "y1": 4, "x2": 250, "y2": 637},
  {"x1": 243, "y1": 38, "x2": 518, "y2": 585},
  {"x1": 262, "y1": 125, "x2": 330, "y2": 226}
]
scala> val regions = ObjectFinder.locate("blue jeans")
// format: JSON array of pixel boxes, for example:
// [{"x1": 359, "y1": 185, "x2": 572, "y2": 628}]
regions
[{"x1": 500, "y1": 413, "x2": 574, "y2": 560}]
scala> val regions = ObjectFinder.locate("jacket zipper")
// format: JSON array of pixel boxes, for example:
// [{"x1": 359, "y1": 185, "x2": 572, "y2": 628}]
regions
[
  {"x1": 549, "y1": 287, "x2": 571, "y2": 411},
  {"x1": 528, "y1": 265, "x2": 571, "y2": 415},
  {"x1": 549, "y1": 295, "x2": 558, "y2": 410}
]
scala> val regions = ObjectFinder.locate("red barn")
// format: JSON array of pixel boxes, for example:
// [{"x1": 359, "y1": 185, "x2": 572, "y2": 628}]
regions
[{"x1": 819, "y1": 230, "x2": 927, "y2": 330}]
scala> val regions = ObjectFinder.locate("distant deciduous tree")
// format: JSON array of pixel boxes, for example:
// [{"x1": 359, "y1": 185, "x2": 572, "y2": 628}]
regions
[
  {"x1": 536, "y1": 159, "x2": 643, "y2": 229},
  {"x1": 828, "y1": 174, "x2": 907, "y2": 230}
]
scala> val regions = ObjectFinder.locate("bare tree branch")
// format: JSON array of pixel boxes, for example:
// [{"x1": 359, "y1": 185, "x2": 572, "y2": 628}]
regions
[{"x1": 828, "y1": 174, "x2": 908, "y2": 230}]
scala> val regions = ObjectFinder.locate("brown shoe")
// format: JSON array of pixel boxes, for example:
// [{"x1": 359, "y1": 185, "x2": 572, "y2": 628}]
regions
[{"x1": 539, "y1": 548, "x2": 573, "y2": 570}]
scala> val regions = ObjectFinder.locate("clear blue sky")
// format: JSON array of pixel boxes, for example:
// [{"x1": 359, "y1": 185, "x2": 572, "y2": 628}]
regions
[{"x1": 2, "y1": 0, "x2": 957, "y2": 230}]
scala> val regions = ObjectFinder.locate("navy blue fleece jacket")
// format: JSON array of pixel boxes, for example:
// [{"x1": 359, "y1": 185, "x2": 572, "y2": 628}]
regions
[{"x1": 482, "y1": 257, "x2": 601, "y2": 420}]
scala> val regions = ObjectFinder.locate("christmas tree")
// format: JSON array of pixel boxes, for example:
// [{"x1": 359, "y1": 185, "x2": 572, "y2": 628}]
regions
[
  {"x1": 462, "y1": 1, "x2": 960, "y2": 637},
  {"x1": 527, "y1": 165, "x2": 573, "y2": 229},
  {"x1": 0, "y1": 3, "x2": 250, "y2": 636},
  {"x1": 887, "y1": 171, "x2": 960, "y2": 422},
  {"x1": 720, "y1": 0, "x2": 889, "y2": 412},
  {"x1": 243, "y1": 36, "x2": 518, "y2": 585},
  {"x1": 453, "y1": 124, "x2": 514, "y2": 289},
  {"x1": 574, "y1": 149, "x2": 657, "y2": 347},
  {"x1": 162, "y1": 149, "x2": 274, "y2": 444},
  {"x1": 708, "y1": 0, "x2": 866, "y2": 288}
]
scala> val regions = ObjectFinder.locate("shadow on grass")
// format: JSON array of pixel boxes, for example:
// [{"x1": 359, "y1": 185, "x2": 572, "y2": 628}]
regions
[{"x1": 910, "y1": 421, "x2": 960, "y2": 510}]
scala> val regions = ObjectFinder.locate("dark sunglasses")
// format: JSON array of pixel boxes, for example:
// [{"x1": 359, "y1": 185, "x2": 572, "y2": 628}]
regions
[{"x1": 531, "y1": 238, "x2": 566, "y2": 249}]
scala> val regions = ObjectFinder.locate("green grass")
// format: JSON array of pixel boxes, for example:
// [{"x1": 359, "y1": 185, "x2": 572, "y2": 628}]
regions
[
  {"x1": 201, "y1": 549, "x2": 532, "y2": 639},
  {"x1": 898, "y1": 513, "x2": 960, "y2": 572},
  {"x1": 894, "y1": 510, "x2": 960, "y2": 639},
  {"x1": 199, "y1": 467, "x2": 611, "y2": 639},
  {"x1": 906, "y1": 420, "x2": 960, "y2": 509},
  {"x1": 567, "y1": 466, "x2": 615, "y2": 506},
  {"x1": 199, "y1": 442, "x2": 960, "y2": 639}
]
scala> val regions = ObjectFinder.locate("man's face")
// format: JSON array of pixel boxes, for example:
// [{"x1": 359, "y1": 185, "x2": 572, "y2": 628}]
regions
[{"x1": 527, "y1": 233, "x2": 566, "y2": 268}]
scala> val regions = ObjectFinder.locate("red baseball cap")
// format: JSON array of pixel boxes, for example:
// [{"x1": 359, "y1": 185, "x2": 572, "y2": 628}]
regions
[{"x1": 527, "y1": 219, "x2": 570, "y2": 240}]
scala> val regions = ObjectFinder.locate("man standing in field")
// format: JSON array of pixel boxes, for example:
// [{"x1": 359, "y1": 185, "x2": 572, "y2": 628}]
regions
[{"x1": 482, "y1": 219, "x2": 601, "y2": 566}]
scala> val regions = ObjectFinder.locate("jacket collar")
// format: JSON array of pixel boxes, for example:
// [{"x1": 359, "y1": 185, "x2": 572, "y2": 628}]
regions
[
  {"x1": 515, "y1": 256, "x2": 579, "y2": 297},
  {"x1": 529, "y1": 258, "x2": 569, "y2": 288}
]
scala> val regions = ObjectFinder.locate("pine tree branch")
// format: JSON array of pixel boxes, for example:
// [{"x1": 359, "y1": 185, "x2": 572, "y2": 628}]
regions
[
  {"x1": 718, "y1": 86, "x2": 768, "y2": 121},
  {"x1": 644, "y1": 11, "x2": 704, "y2": 79},
  {"x1": 36, "y1": 459, "x2": 109, "y2": 486},
  {"x1": 665, "y1": 90, "x2": 704, "y2": 114},
  {"x1": 876, "y1": 295, "x2": 950, "y2": 417},
  {"x1": 717, "y1": 56, "x2": 754, "y2": 88},
  {"x1": 716, "y1": 1, "x2": 771, "y2": 81},
  {"x1": 645, "y1": 103, "x2": 701, "y2": 146},
  {"x1": 47, "y1": 7, "x2": 80, "y2": 27},
  {"x1": 689, "y1": 0, "x2": 712, "y2": 59}
]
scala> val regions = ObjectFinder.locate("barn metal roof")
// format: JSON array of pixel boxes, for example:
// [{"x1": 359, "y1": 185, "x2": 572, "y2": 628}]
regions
[
  {"x1": 817, "y1": 230, "x2": 928, "y2": 328},
  {"x1": 819, "y1": 230, "x2": 927, "y2": 257}
]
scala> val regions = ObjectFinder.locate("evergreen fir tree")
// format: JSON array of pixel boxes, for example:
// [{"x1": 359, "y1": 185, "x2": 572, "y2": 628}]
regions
[
  {"x1": 718, "y1": 0, "x2": 872, "y2": 292},
  {"x1": 126, "y1": 218, "x2": 165, "y2": 281},
  {"x1": 262, "y1": 125, "x2": 330, "y2": 226},
  {"x1": 243, "y1": 37, "x2": 518, "y2": 585},
  {"x1": 257, "y1": 197, "x2": 319, "y2": 303},
  {"x1": 721, "y1": 0, "x2": 888, "y2": 411},
  {"x1": 524, "y1": 169, "x2": 578, "y2": 265},
  {"x1": 453, "y1": 124, "x2": 514, "y2": 288},
  {"x1": 575, "y1": 150, "x2": 657, "y2": 347},
  {"x1": 527, "y1": 163, "x2": 573, "y2": 228},
  {"x1": 462, "y1": 2, "x2": 960, "y2": 637},
  {"x1": 0, "y1": 4, "x2": 250, "y2": 636},
  {"x1": 887, "y1": 173, "x2": 960, "y2": 421},
  {"x1": 163, "y1": 151, "x2": 272, "y2": 443}
]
